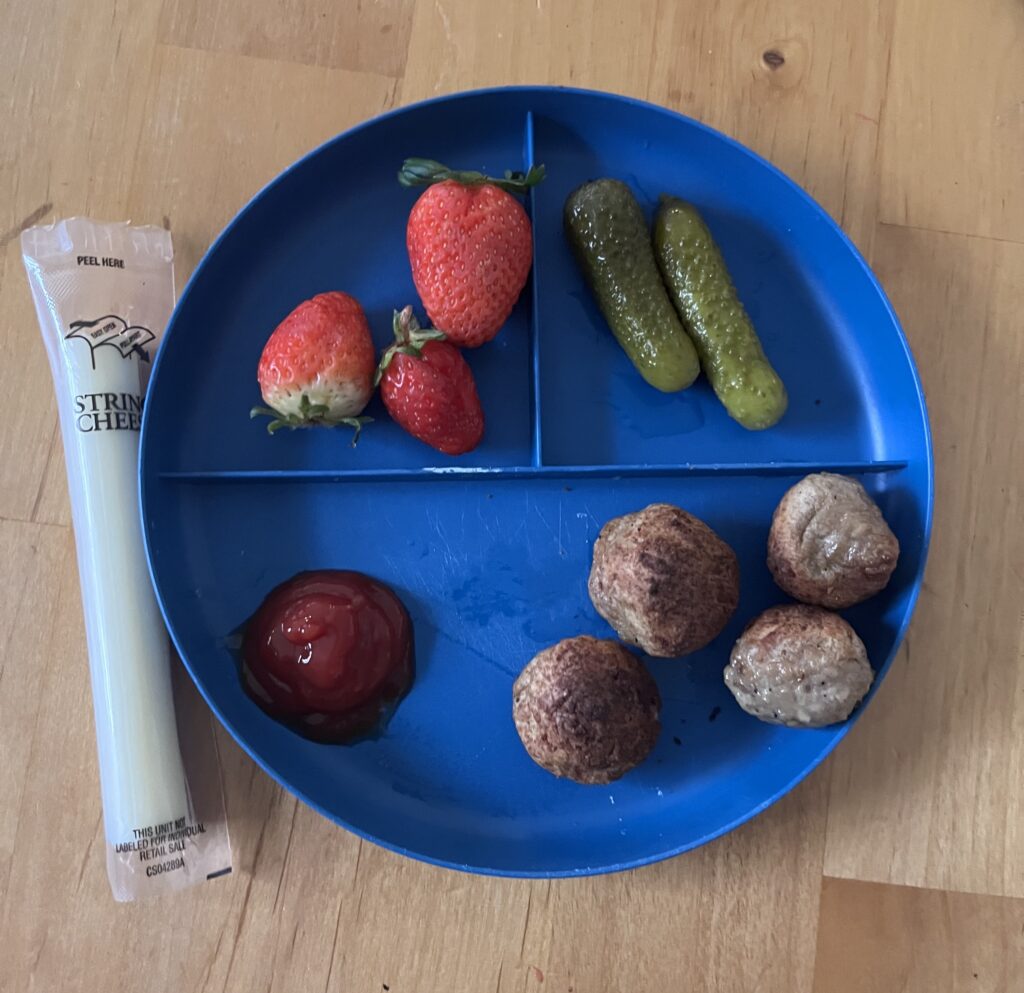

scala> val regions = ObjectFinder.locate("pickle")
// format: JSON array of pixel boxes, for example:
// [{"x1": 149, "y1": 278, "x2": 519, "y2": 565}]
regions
[
  {"x1": 654, "y1": 196, "x2": 787, "y2": 430},
  {"x1": 564, "y1": 179, "x2": 699, "y2": 392}
]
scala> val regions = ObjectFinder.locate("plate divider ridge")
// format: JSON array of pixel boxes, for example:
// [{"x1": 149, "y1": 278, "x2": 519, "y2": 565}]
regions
[
  {"x1": 157, "y1": 459, "x2": 909, "y2": 484},
  {"x1": 523, "y1": 110, "x2": 544, "y2": 469}
]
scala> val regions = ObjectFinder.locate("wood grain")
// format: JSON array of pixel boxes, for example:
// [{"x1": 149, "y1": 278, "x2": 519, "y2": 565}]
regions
[
  {"x1": 812, "y1": 877, "x2": 1024, "y2": 993},
  {"x1": 401, "y1": 0, "x2": 894, "y2": 250},
  {"x1": 159, "y1": 0, "x2": 415, "y2": 77},
  {"x1": 1, "y1": 0, "x2": 1022, "y2": 989},
  {"x1": 879, "y1": 0, "x2": 1024, "y2": 242},
  {"x1": 511, "y1": 776, "x2": 828, "y2": 993},
  {"x1": 0, "y1": 0, "x2": 163, "y2": 523},
  {"x1": 0, "y1": 521, "x2": 72, "y2": 894},
  {"x1": 126, "y1": 44, "x2": 398, "y2": 283},
  {"x1": 823, "y1": 225, "x2": 1024, "y2": 899}
]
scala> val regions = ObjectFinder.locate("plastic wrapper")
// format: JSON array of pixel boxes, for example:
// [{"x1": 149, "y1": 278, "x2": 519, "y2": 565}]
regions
[{"x1": 22, "y1": 218, "x2": 232, "y2": 900}]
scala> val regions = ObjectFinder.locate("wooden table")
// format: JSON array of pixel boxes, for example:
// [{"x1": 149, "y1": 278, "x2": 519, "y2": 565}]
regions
[{"x1": 3, "y1": 1, "x2": 1022, "y2": 990}]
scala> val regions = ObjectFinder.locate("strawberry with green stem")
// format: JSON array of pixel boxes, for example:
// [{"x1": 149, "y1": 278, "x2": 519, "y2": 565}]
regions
[
  {"x1": 376, "y1": 306, "x2": 484, "y2": 456},
  {"x1": 400, "y1": 158, "x2": 545, "y2": 348},
  {"x1": 251, "y1": 291, "x2": 375, "y2": 444}
]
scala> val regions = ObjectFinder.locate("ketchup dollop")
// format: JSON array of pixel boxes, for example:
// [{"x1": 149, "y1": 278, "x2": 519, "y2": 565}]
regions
[{"x1": 241, "y1": 570, "x2": 414, "y2": 742}]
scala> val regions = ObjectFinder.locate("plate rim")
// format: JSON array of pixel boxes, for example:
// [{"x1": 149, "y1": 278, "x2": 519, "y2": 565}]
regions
[{"x1": 140, "y1": 84, "x2": 935, "y2": 877}]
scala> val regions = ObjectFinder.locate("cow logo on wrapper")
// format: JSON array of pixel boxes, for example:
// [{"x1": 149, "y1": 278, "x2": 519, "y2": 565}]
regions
[{"x1": 65, "y1": 313, "x2": 156, "y2": 368}]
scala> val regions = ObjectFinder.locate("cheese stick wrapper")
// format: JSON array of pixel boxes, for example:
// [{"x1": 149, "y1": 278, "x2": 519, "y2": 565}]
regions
[{"x1": 22, "y1": 218, "x2": 231, "y2": 900}]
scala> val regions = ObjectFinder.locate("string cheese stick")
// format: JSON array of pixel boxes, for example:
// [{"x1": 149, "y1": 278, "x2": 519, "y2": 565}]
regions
[{"x1": 22, "y1": 219, "x2": 229, "y2": 899}]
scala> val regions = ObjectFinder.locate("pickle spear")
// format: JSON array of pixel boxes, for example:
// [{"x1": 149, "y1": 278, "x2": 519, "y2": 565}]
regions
[
  {"x1": 654, "y1": 196, "x2": 787, "y2": 430},
  {"x1": 564, "y1": 179, "x2": 699, "y2": 392}
]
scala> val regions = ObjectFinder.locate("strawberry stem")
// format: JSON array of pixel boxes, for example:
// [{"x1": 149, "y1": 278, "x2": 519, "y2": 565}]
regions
[
  {"x1": 340, "y1": 416, "x2": 372, "y2": 447},
  {"x1": 374, "y1": 306, "x2": 447, "y2": 386},
  {"x1": 398, "y1": 158, "x2": 546, "y2": 196}
]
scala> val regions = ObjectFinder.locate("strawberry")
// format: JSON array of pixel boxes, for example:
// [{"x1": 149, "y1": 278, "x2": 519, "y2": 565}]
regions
[
  {"x1": 399, "y1": 158, "x2": 545, "y2": 348},
  {"x1": 252, "y1": 291, "x2": 375, "y2": 441},
  {"x1": 376, "y1": 306, "x2": 484, "y2": 456}
]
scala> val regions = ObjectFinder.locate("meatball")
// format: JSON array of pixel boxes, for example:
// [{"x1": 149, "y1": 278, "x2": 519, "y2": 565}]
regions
[
  {"x1": 767, "y1": 472, "x2": 899, "y2": 609},
  {"x1": 724, "y1": 604, "x2": 873, "y2": 728},
  {"x1": 588, "y1": 503, "x2": 739, "y2": 657},
  {"x1": 513, "y1": 636, "x2": 661, "y2": 784}
]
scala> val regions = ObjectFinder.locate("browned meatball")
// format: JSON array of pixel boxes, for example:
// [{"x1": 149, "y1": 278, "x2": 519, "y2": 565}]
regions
[
  {"x1": 767, "y1": 473, "x2": 899, "y2": 609},
  {"x1": 512, "y1": 636, "x2": 661, "y2": 784},
  {"x1": 724, "y1": 604, "x2": 873, "y2": 727},
  {"x1": 588, "y1": 503, "x2": 740, "y2": 657}
]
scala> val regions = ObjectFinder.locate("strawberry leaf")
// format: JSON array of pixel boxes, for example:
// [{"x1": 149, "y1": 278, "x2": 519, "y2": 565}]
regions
[
  {"x1": 398, "y1": 158, "x2": 546, "y2": 196},
  {"x1": 337, "y1": 416, "x2": 372, "y2": 447},
  {"x1": 251, "y1": 394, "x2": 370, "y2": 436},
  {"x1": 375, "y1": 306, "x2": 447, "y2": 385}
]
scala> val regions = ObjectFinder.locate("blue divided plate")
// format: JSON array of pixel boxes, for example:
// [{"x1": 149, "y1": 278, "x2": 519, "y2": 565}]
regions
[{"x1": 140, "y1": 86, "x2": 933, "y2": 876}]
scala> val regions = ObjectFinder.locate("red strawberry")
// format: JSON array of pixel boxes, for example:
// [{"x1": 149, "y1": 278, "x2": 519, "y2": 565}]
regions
[
  {"x1": 400, "y1": 158, "x2": 545, "y2": 348},
  {"x1": 252, "y1": 291, "x2": 375, "y2": 441},
  {"x1": 376, "y1": 306, "x2": 484, "y2": 456}
]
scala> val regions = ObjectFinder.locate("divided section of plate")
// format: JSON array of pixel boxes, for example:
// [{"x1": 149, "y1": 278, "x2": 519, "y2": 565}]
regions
[{"x1": 141, "y1": 88, "x2": 932, "y2": 875}]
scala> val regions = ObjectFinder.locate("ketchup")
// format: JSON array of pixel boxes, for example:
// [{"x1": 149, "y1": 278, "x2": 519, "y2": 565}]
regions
[{"x1": 240, "y1": 571, "x2": 414, "y2": 742}]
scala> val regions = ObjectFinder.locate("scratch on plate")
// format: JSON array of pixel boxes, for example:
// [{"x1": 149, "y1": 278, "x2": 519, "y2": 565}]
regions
[
  {"x1": 429, "y1": 512, "x2": 459, "y2": 572},
  {"x1": 531, "y1": 501, "x2": 561, "y2": 549},
  {"x1": 478, "y1": 502, "x2": 502, "y2": 541}
]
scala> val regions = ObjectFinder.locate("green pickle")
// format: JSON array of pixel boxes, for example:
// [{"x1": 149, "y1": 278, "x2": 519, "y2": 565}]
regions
[
  {"x1": 564, "y1": 179, "x2": 699, "y2": 392},
  {"x1": 654, "y1": 196, "x2": 787, "y2": 430}
]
